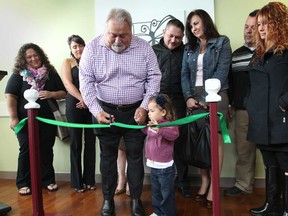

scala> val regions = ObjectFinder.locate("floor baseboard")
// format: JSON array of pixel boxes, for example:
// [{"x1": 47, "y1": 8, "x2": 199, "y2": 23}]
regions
[{"x1": 0, "y1": 171, "x2": 265, "y2": 188}]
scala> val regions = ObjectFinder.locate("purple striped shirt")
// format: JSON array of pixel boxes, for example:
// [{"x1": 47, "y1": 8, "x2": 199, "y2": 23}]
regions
[{"x1": 79, "y1": 34, "x2": 161, "y2": 117}]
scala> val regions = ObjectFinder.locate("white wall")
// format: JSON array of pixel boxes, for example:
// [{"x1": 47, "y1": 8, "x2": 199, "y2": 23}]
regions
[
  {"x1": 0, "y1": 0, "x2": 95, "y2": 176},
  {"x1": 95, "y1": 0, "x2": 214, "y2": 44}
]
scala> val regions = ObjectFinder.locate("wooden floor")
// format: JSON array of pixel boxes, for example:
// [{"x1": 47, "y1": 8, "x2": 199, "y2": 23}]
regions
[{"x1": 0, "y1": 179, "x2": 265, "y2": 216}]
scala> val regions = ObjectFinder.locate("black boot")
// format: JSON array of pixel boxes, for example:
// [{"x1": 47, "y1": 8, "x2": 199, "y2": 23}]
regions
[
  {"x1": 283, "y1": 174, "x2": 288, "y2": 216},
  {"x1": 250, "y1": 166, "x2": 282, "y2": 216},
  {"x1": 131, "y1": 199, "x2": 145, "y2": 216}
]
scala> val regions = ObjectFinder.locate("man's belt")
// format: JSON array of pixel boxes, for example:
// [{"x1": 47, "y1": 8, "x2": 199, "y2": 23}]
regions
[{"x1": 98, "y1": 99, "x2": 142, "y2": 111}]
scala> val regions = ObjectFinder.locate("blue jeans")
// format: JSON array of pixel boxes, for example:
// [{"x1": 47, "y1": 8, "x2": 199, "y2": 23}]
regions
[{"x1": 150, "y1": 165, "x2": 176, "y2": 216}]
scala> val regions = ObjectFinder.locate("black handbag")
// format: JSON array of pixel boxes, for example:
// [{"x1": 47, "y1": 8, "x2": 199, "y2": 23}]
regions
[{"x1": 186, "y1": 114, "x2": 211, "y2": 169}]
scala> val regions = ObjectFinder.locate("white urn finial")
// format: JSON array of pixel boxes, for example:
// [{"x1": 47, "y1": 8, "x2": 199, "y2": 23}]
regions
[
  {"x1": 24, "y1": 89, "x2": 40, "y2": 109},
  {"x1": 205, "y1": 78, "x2": 222, "y2": 102}
]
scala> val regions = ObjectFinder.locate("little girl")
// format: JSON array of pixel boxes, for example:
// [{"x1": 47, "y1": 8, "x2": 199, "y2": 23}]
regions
[{"x1": 142, "y1": 94, "x2": 179, "y2": 216}]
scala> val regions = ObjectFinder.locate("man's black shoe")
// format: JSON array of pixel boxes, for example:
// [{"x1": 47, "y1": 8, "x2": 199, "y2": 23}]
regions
[
  {"x1": 101, "y1": 200, "x2": 115, "y2": 216},
  {"x1": 178, "y1": 186, "x2": 192, "y2": 198},
  {"x1": 131, "y1": 199, "x2": 145, "y2": 216},
  {"x1": 224, "y1": 186, "x2": 245, "y2": 196}
]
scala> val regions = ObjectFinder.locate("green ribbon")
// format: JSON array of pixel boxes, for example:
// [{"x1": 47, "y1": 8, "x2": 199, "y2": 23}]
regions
[
  {"x1": 14, "y1": 118, "x2": 28, "y2": 135},
  {"x1": 14, "y1": 112, "x2": 231, "y2": 143}
]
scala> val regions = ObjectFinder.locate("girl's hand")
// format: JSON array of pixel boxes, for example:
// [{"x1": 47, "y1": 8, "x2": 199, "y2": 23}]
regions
[{"x1": 148, "y1": 119, "x2": 159, "y2": 132}]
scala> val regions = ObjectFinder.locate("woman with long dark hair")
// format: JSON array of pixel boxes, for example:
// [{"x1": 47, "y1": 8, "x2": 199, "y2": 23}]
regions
[
  {"x1": 62, "y1": 35, "x2": 96, "y2": 192},
  {"x1": 181, "y1": 9, "x2": 232, "y2": 208}
]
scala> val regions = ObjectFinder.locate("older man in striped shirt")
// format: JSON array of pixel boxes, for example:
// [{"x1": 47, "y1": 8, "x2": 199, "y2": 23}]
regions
[
  {"x1": 79, "y1": 8, "x2": 161, "y2": 216},
  {"x1": 225, "y1": 10, "x2": 258, "y2": 197}
]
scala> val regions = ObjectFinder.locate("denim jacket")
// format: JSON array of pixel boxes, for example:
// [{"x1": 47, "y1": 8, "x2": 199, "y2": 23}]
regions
[{"x1": 181, "y1": 35, "x2": 232, "y2": 103}]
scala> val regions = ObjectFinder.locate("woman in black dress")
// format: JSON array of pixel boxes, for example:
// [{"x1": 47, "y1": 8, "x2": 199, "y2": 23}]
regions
[{"x1": 62, "y1": 35, "x2": 96, "y2": 192}]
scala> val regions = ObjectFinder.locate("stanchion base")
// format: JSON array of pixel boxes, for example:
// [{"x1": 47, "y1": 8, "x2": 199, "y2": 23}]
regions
[{"x1": 0, "y1": 201, "x2": 12, "y2": 215}]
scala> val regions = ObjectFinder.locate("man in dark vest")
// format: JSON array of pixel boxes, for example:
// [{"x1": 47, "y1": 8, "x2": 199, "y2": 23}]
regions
[{"x1": 152, "y1": 18, "x2": 192, "y2": 197}]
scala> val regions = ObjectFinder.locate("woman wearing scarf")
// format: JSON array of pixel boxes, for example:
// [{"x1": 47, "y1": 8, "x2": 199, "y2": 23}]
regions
[{"x1": 5, "y1": 43, "x2": 66, "y2": 195}]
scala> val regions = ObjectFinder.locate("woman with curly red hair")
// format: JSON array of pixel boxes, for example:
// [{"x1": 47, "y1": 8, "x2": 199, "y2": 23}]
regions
[{"x1": 246, "y1": 2, "x2": 288, "y2": 215}]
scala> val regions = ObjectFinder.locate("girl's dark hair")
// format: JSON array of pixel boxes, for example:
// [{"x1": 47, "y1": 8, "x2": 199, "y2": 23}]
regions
[
  {"x1": 185, "y1": 9, "x2": 219, "y2": 50},
  {"x1": 67, "y1": 35, "x2": 85, "y2": 62},
  {"x1": 150, "y1": 94, "x2": 176, "y2": 121},
  {"x1": 13, "y1": 43, "x2": 57, "y2": 74}
]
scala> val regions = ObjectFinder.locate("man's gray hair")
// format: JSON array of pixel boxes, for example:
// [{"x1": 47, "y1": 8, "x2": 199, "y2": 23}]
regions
[{"x1": 106, "y1": 8, "x2": 133, "y2": 30}]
